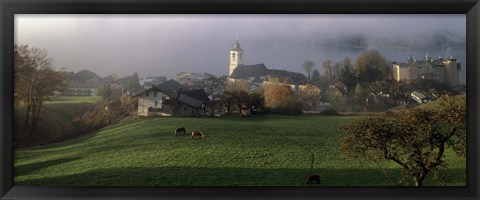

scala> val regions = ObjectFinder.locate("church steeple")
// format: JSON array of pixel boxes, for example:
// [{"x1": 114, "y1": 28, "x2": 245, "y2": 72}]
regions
[
  {"x1": 229, "y1": 37, "x2": 244, "y2": 76},
  {"x1": 231, "y1": 36, "x2": 243, "y2": 51},
  {"x1": 408, "y1": 52, "x2": 414, "y2": 65}
]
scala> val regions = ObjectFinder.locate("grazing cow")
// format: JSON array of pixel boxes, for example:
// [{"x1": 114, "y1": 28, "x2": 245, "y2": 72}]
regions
[
  {"x1": 191, "y1": 130, "x2": 205, "y2": 140},
  {"x1": 305, "y1": 174, "x2": 320, "y2": 185},
  {"x1": 174, "y1": 127, "x2": 186, "y2": 136}
]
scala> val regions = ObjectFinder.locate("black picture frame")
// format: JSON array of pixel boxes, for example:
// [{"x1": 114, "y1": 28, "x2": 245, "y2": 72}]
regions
[{"x1": 1, "y1": 0, "x2": 479, "y2": 199}]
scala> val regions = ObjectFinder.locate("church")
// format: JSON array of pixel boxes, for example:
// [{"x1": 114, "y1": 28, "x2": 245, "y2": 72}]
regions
[{"x1": 227, "y1": 38, "x2": 308, "y2": 90}]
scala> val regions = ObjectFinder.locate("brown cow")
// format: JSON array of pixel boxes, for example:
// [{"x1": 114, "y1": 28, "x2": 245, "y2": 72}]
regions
[
  {"x1": 174, "y1": 127, "x2": 186, "y2": 136},
  {"x1": 305, "y1": 174, "x2": 320, "y2": 185},
  {"x1": 191, "y1": 130, "x2": 205, "y2": 140}
]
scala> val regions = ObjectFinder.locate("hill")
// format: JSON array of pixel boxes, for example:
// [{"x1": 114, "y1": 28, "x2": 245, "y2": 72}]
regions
[
  {"x1": 66, "y1": 70, "x2": 102, "y2": 82},
  {"x1": 14, "y1": 115, "x2": 466, "y2": 186},
  {"x1": 15, "y1": 96, "x2": 102, "y2": 147}
]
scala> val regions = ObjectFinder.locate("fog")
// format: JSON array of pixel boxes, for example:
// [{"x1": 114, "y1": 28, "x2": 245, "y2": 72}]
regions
[{"x1": 15, "y1": 14, "x2": 466, "y2": 83}]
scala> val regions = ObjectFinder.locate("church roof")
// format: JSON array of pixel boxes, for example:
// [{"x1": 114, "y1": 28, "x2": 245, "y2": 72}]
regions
[
  {"x1": 134, "y1": 79, "x2": 209, "y2": 108},
  {"x1": 230, "y1": 63, "x2": 307, "y2": 85},
  {"x1": 268, "y1": 69, "x2": 308, "y2": 85},
  {"x1": 156, "y1": 79, "x2": 185, "y2": 96},
  {"x1": 230, "y1": 39, "x2": 243, "y2": 51},
  {"x1": 230, "y1": 63, "x2": 269, "y2": 79},
  {"x1": 176, "y1": 93, "x2": 206, "y2": 108},
  {"x1": 182, "y1": 89, "x2": 210, "y2": 102}
]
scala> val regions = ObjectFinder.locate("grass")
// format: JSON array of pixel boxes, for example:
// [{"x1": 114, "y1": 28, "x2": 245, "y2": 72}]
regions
[
  {"x1": 14, "y1": 114, "x2": 466, "y2": 186},
  {"x1": 46, "y1": 96, "x2": 102, "y2": 105},
  {"x1": 15, "y1": 96, "x2": 102, "y2": 146}
]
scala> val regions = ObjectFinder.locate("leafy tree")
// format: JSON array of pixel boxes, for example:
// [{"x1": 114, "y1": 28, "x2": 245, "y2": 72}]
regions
[
  {"x1": 303, "y1": 61, "x2": 315, "y2": 82},
  {"x1": 128, "y1": 72, "x2": 141, "y2": 95},
  {"x1": 222, "y1": 80, "x2": 249, "y2": 114},
  {"x1": 103, "y1": 85, "x2": 113, "y2": 98},
  {"x1": 248, "y1": 91, "x2": 264, "y2": 113},
  {"x1": 354, "y1": 50, "x2": 390, "y2": 83},
  {"x1": 327, "y1": 88, "x2": 347, "y2": 112},
  {"x1": 263, "y1": 78, "x2": 302, "y2": 115},
  {"x1": 339, "y1": 96, "x2": 466, "y2": 186},
  {"x1": 322, "y1": 59, "x2": 333, "y2": 80},
  {"x1": 311, "y1": 69, "x2": 321, "y2": 83},
  {"x1": 14, "y1": 44, "x2": 66, "y2": 137},
  {"x1": 353, "y1": 83, "x2": 367, "y2": 105},
  {"x1": 298, "y1": 84, "x2": 321, "y2": 111},
  {"x1": 338, "y1": 56, "x2": 356, "y2": 89}
]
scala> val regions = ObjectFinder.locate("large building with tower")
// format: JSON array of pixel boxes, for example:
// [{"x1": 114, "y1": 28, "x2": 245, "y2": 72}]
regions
[
  {"x1": 227, "y1": 37, "x2": 308, "y2": 90},
  {"x1": 392, "y1": 52, "x2": 461, "y2": 88}
]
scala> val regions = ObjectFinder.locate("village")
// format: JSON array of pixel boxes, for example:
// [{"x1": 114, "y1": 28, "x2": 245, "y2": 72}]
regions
[
  {"x1": 13, "y1": 31, "x2": 467, "y2": 187},
  {"x1": 60, "y1": 38, "x2": 466, "y2": 119}
]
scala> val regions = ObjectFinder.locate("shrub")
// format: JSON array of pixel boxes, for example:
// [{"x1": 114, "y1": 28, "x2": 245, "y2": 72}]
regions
[{"x1": 320, "y1": 108, "x2": 338, "y2": 115}]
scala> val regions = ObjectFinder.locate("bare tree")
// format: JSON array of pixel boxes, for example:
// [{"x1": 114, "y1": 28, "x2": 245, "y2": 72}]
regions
[
  {"x1": 222, "y1": 80, "x2": 249, "y2": 115},
  {"x1": 322, "y1": 59, "x2": 332, "y2": 80},
  {"x1": 14, "y1": 44, "x2": 66, "y2": 137},
  {"x1": 303, "y1": 61, "x2": 315, "y2": 82}
]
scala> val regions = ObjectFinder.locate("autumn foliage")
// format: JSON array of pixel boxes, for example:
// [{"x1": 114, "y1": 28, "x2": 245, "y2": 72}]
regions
[
  {"x1": 339, "y1": 96, "x2": 466, "y2": 186},
  {"x1": 262, "y1": 78, "x2": 302, "y2": 115}
]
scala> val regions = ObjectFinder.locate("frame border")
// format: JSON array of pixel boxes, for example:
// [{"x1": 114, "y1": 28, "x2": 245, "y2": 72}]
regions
[{"x1": 1, "y1": 0, "x2": 479, "y2": 199}]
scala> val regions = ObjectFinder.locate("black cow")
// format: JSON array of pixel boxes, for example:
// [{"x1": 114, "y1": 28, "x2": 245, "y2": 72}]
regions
[
  {"x1": 305, "y1": 174, "x2": 320, "y2": 184},
  {"x1": 174, "y1": 127, "x2": 186, "y2": 136}
]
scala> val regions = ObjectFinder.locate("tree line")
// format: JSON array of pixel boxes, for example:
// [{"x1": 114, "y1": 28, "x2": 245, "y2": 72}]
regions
[
  {"x1": 222, "y1": 77, "x2": 321, "y2": 115},
  {"x1": 302, "y1": 50, "x2": 454, "y2": 112}
]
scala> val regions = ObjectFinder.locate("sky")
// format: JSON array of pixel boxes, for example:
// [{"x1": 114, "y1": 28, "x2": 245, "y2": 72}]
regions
[{"x1": 15, "y1": 14, "x2": 466, "y2": 83}]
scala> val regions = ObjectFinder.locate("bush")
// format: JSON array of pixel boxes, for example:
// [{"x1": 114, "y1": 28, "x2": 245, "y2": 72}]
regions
[
  {"x1": 320, "y1": 108, "x2": 338, "y2": 115},
  {"x1": 75, "y1": 95, "x2": 134, "y2": 134},
  {"x1": 265, "y1": 101, "x2": 302, "y2": 115}
]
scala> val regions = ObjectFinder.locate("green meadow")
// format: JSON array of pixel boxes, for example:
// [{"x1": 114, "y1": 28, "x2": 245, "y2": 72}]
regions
[
  {"x1": 14, "y1": 114, "x2": 466, "y2": 186},
  {"x1": 15, "y1": 96, "x2": 102, "y2": 146}
]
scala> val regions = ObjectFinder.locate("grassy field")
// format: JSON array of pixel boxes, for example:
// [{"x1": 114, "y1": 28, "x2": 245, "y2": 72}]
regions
[
  {"x1": 14, "y1": 114, "x2": 466, "y2": 186},
  {"x1": 15, "y1": 96, "x2": 102, "y2": 146}
]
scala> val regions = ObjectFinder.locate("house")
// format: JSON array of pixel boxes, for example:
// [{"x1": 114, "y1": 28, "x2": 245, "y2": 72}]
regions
[
  {"x1": 63, "y1": 82, "x2": 99, "y2": 96},
  {"x1": 329, "y1": 80, "x2": 347, "y2": 94},
  {"x1": 392, "y1": 62, "x2": 415, "y2": 81},
  {"x1": 134, "y1": 79, "x2": 210, "y2": 117},
  {"x1": 411, "y1": 91, "x2": 428, "y2": 104},
  {"x1": 392, "y1": 53, "x2": 461, "y2": 88},
  {"x1": 228, "y1": 63, "x2": 308, "y2": 90},
  {"x1": 141, "y1": 76, "x2": 167, "y2": 89},
  {"x1": 176, "y1": 72, "x2": 215, "y2": 86}
]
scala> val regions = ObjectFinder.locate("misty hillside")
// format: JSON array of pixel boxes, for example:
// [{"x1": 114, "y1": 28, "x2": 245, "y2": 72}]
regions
[
  {"x1": 318, "y1": 30, "x2": 465, "y2": 51},
  {"x1": 66, "y1": 70, "x2": 102, "y2": 82}
]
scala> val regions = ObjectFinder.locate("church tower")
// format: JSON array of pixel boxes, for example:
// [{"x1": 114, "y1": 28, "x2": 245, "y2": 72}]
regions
[{"x1": 229, "y1": 37, "x2": 244, "y2": 76}]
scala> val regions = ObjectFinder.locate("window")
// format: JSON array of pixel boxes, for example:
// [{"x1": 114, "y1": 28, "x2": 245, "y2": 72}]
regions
[
  {"x1": 146, "y1": 91, "x2": 149, "y2": 96},
  {"x1": 232, "y1": 52, "x2": 236, "y2": 58},
  {"x1": 154, "y1": 92, "x2": 157, "y2": 97}
]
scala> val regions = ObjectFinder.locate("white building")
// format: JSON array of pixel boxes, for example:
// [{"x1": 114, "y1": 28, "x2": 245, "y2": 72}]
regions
[
  {"x1": 392, "y1": 53, "x2": 461, "y2": 88},
  {"x1": 229, "y1": 37, "x2": 244, "y2": 76}
]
